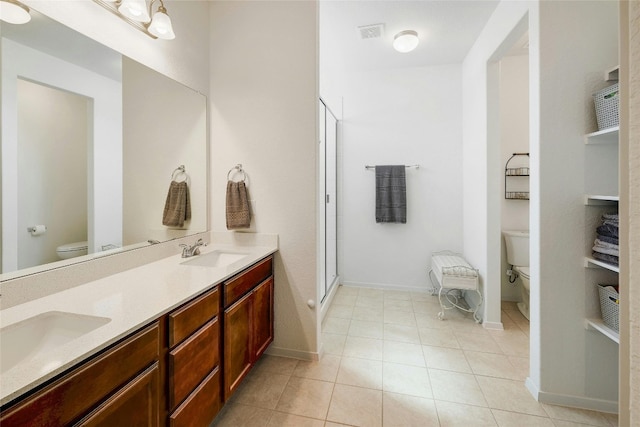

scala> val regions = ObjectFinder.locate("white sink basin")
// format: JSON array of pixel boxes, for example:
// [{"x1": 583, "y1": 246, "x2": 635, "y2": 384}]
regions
[
  {"x1": 181, "y1": 250, "x2": 251, "y2": 268},
  {"x1": 0, "y1": 311, "x2": 111, "y2": 374}
]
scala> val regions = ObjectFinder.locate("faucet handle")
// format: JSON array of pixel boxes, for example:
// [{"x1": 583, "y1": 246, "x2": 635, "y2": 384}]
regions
[{"x1": 179, "y1": 243, "x2": 189, "y2": 257}]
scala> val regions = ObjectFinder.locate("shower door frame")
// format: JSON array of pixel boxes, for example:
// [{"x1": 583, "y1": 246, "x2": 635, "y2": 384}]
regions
[{"x1": 319, "y1": 98, "x2": 339, "y2": 304}]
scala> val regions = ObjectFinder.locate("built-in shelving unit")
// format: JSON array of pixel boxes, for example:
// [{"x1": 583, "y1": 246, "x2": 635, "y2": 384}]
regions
[{"x1": 583, "y1": 66, "x2": 620, "y2": 344}]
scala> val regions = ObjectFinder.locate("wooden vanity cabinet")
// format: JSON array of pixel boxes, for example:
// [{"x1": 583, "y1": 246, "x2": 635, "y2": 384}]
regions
[
  {"x1": 223, "y1": 256, "x2": 274, "y2": 400},
  {"x1": 0, "y1": 322, "x2": 161, "y2": 427},
  {"x1": 167, "y1": 286, "x2": 221, "y2": 427},
  {"x1": 0, "y1": 254, "x2": 274, "y2": 427}
]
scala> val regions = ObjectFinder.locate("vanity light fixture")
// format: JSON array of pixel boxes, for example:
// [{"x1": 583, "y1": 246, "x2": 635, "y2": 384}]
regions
[
  {"x1": 393, "y1": 30, "x2": 419, "y2": 53},
  {"x1": 93, "y1": 0, "x2": 175, "y2": 40},
  {"x1": 0, "y1": 0, "x2": 31, "y2": 24}
]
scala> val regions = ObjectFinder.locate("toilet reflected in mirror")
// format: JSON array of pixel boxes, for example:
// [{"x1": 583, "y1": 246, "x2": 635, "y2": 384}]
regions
[{"x1": 56, "y1": 241, "x2": 89, "y2": 260}]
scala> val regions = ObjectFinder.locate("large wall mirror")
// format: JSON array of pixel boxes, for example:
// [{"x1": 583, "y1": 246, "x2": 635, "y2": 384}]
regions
[{"x1": 1, "y1": 8, "x2": 208, "y2": 279}]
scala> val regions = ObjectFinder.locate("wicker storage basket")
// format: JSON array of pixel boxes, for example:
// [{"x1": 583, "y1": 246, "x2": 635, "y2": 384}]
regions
[
  {"x1": 597, "y1": 284, "x2": 619, "y2": 332},
  {"x1": 593, "y1": 83, "x2": 619, "y2": 130}
]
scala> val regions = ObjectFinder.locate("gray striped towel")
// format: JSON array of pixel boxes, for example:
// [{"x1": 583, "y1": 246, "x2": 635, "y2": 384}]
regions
[
  {"x1": 375, "y1": 165, "x2": 406, "y2": 224},
  {"x1": 226, "y1": 181, "x2": 251, "y2": 229}
]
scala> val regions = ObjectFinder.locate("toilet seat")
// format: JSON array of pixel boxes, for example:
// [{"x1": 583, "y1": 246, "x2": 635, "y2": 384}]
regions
[
  {"x1": 515, "y1": 266, "x2": 530, "y2": 279},
  {"x1": 57, "y1": 241, "x2": 88, "y2": 253}
]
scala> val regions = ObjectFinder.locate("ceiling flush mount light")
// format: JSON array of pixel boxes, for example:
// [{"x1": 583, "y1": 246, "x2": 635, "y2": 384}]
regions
[
  {"x1": 0, "y1": 0, "x2": 31, "y2": 24},
  {"x1": 93, "y1": 0, "x2": 175, "y2": 40},
  {"x1": 393, "y1": 30, "x2": 419, "y2": 53}
]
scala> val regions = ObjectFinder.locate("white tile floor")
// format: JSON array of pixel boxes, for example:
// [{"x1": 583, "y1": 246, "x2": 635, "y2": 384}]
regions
[{"x1": 211, "y1": 285, "x2": 618, "y2": 427}]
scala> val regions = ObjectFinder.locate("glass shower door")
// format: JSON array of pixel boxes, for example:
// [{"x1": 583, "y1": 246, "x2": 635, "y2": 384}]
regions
[{"x1": 319, "y1": 99, "x2": 338, "y2": 302}]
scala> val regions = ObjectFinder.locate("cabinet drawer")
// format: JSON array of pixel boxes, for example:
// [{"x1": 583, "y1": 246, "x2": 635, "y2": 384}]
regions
[
  {"x1": 168, "y1": 318, "x2": 219, "y2": 410},
  {"x1": 0, "y1": 322, "x2": 159, "y2": 427},
  {"x1": 169, "y1": 367, "x2": 221, "y2": 427},
  {"x1": 76, "y1": 363, "x2": 160, "y2": 427},
  {"x1": 224, "y1": 256, "x2": 272, "y2": 307},
  {"x1": 169, "y1": 286, "x2": 219, "y2": 347}
]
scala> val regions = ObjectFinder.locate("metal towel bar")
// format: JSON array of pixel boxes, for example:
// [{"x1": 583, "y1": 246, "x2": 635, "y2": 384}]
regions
[{"x1": 364, "y1": 164, "x2": 419, "y2": 170}]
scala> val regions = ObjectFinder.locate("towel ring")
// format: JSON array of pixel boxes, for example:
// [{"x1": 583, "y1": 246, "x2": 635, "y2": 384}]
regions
[
  {"x1": 227, "y1": 164, "x2": 247, "y2": 182},
  {"x1": 171, "y1": 165, "x2": 189, "y2": 183}
]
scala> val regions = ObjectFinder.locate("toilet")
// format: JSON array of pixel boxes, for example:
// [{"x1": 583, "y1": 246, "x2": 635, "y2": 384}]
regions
[
  {"x1": 502, "y1": 230, "x2": 530, "y2": 320},
  {"x1": 56, "y1": 241, "x2": 88, "y2": 260}
]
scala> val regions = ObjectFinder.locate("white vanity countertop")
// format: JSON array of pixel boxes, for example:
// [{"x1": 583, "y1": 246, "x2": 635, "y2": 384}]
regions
[{"x1": 0, "y1": 240, "x2": 277, "y2": 406}]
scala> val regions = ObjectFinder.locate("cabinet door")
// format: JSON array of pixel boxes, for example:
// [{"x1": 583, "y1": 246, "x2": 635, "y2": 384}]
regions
[
  {"x1": 76, "y1": 363, "x2": 160, "y2": 427},
  {"x1": 223, "y1": 291, "x2": 253, "y2": 400},
  {"x1": 252, "y1": 277, "x2": 274, "y2": 361}
]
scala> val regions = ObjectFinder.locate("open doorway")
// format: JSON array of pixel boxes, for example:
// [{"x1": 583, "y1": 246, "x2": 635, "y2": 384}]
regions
[{"x1": 486, "y1": 16, "x2": 531, "y2": 375}]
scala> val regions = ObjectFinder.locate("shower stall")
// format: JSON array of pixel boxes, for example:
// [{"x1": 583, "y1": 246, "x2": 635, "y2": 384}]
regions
[{"x1": 319, "y1": 98, "x2": 339, "y2": 303}]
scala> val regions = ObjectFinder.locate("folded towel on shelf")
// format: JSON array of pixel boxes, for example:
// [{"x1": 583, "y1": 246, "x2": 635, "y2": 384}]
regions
[
  {"x1": 226, "y1": 180, "x2": 251, "y2": 229},
  {"x1": 592, "y1": 242, "x2": 619, "y2": 257},
  {"x1": 596, "y1": 233, "x2": 619, "y2": 245},
  {"x1": 163, "y1": 181, "x2": 191, "y2": 227},
  {"x1": 594, "y1": 238, "x2": 619, "y2": 251},
  {"x1": 592, "y1": 251, "x2": 619, "y2": 266},
  {"x1": 596, "y1": 224, "x2": 619, "y2": 239},
  {"x1": 375, "y1": 165, "x2": 406, "y2": 224},
  {"x1": 601, "y1": 213, "x2": 619, "y2": 227}
]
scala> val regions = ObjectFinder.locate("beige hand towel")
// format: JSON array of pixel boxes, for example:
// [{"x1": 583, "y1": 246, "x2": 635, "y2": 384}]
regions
[
  {"x1": 226, "y1": 180, "x2": 251, "y2": 229},
  {"x1": 163, "y1": 181, "x2": 191, "y2": 227}
]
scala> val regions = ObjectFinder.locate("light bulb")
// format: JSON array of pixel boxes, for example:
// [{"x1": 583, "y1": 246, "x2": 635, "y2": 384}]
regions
[
  {"x1": 118, "y1": 0, "x2": 150, "y2": 23},
  {"x1": 148, "y1": 7, "x2": 175, "y2": 40}
]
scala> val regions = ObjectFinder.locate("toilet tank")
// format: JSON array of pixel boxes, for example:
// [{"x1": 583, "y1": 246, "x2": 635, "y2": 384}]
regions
[{"x1": 502, "y1": 230, "x2": 529, "y2": 267}]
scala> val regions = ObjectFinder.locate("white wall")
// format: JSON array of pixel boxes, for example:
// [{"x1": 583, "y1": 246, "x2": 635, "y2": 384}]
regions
[
  {"x1": 500, "y1": 54, "x2": 530, "y2": 301},
  {"x1": 209, "y1": 1, "x2": 320, "y2": 359},
  {"x1": 337, "y1": 65, "x2": 463, "y2": 291}
]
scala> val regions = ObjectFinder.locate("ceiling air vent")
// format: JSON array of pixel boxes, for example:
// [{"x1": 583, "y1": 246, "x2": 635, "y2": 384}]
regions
[{"x1": 358, "y1": 23, "x2": 384, "y2": 40}]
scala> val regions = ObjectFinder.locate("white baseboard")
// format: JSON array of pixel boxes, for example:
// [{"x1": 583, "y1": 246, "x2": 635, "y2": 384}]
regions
[
  {"x1": 341, "y1": 280, "x2": 433, "y2": 294},
  {"x1": 483, "y1": 321, "x2": 504, "y2": 330},
  {"x1": 265, "y1": 346, "x2": 320, "y2": 361},
  {"x1": 526, "y1": 377, "x2": 618, "y2": 414}
]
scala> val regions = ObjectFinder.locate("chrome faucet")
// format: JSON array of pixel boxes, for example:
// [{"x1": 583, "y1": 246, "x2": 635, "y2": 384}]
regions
[{"x1": 180, "y1": 238, "x2": 205, "y2": 258}]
